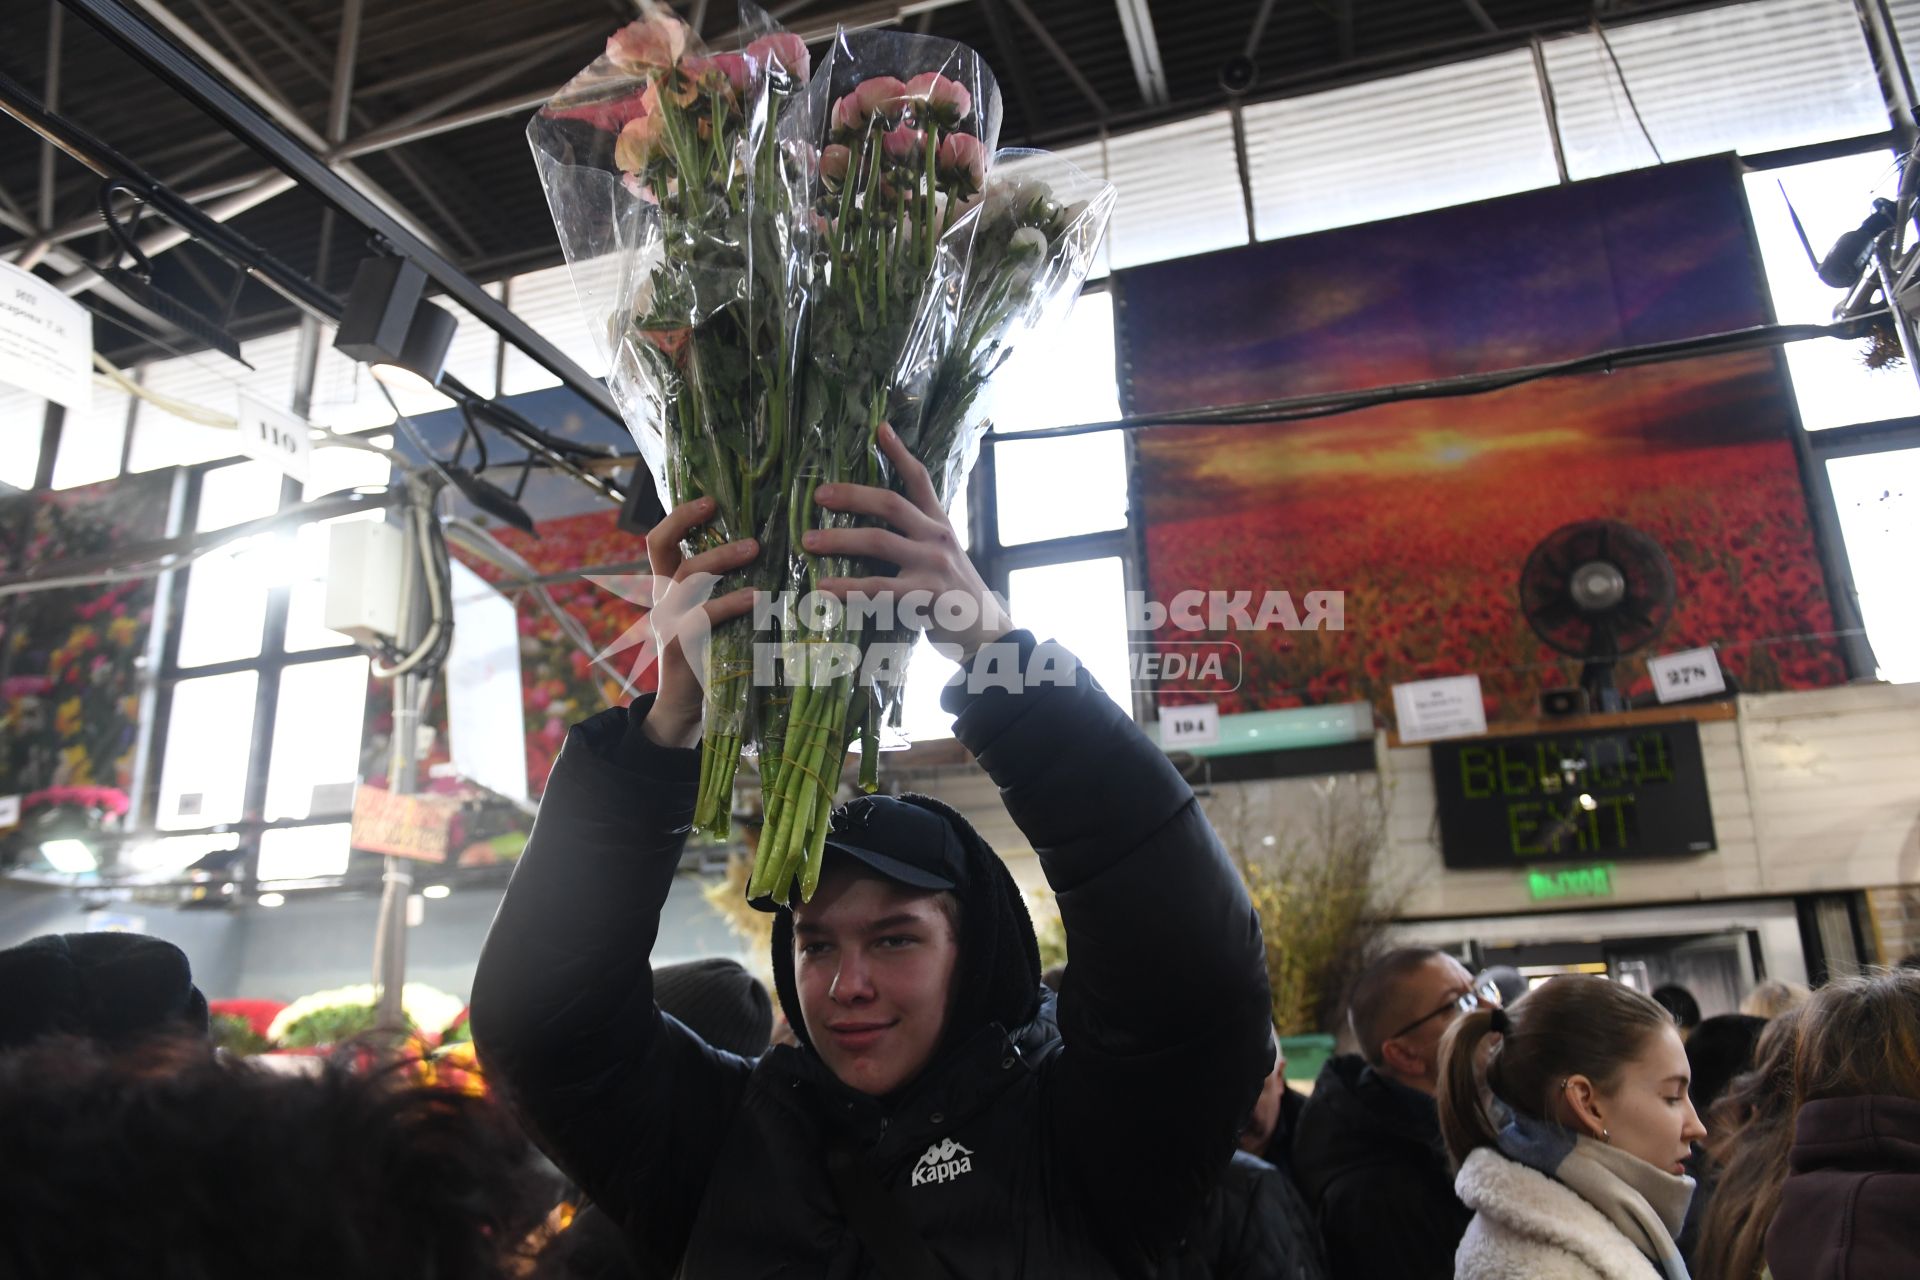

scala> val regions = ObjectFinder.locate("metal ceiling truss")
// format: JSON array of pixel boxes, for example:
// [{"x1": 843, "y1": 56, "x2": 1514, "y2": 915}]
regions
[
  {"x1": 0, "y1": 75, "x2": 623, "y2": 512},
  {"x1": 1113, "y1": 0, "x2": 1169, "y2": 108},
  {"x1": 50, "y1": 0, "x2": 624, "y2": 428}
]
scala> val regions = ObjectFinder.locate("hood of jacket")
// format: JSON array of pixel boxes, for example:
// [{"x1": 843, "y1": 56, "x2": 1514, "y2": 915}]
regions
[
  {"x1": 768, "y1": 791, "x2": 1043, "y2": 1102},
  {"x1": 1765, "y1": 1095, "x2": 1920, "y2": 1280},
  {"x1": 1292, "y1": 1053, "x2": 1449, "y2": 1198}
]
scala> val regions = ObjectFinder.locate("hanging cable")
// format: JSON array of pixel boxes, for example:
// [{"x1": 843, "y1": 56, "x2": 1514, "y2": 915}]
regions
[
  {"x1": 1593, "y1": 20, "x2": 1663, "y2": 166},
  {"x1": 370, "y1": 482, "x2": 454, "y2": 680}
]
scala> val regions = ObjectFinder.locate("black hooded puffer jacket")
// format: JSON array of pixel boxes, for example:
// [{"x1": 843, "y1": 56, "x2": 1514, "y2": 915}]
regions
[{"x1": 472, "y1": 633, "x2": 1273, "y2": 1279}]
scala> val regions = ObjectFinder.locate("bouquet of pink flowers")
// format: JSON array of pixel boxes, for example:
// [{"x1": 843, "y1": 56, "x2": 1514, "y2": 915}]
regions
[
  {"x1": 531, "y1": 5, "x2": 813, "y2": 834},
  {"x1": 532, "y1": 6, "x2": 1113, "y2": 901},
  {"x1": 750, "y1": 31, "x2": 1113, "y2": 902}
]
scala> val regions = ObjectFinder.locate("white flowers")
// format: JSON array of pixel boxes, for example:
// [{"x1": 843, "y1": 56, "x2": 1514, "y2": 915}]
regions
[{"x1": 1008, "y1": 226, "x2": 1049, "y2": 258}]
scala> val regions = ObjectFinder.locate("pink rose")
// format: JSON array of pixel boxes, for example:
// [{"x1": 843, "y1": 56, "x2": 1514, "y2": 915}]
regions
[
  {"x1": 882, "y1": 123, "x2": 926, "y2": 163},
  {"x1": 830, "y1": 93, "x2": 863, "y2": 136},
  {"x1": 746, "y1": 33, "x2": 810, "y2": 82},
  {"x1": 904, "y1": 71, "x2": 971, "y2": 124},
  {"x1": 614, "y1": 87, "x2": 665, "y2": 171},
  {"x1": 544, "y1": 86, "x2": 654, "y2": 133},
  {"x1": 706, "y1": 52, "x2": 756, "y2": 97},
  {"x1": 642, "y1": 327, "x2": 691, "y2": 363},
  {"x1": 820, "y1": 143, "x2": 852, "y2": 183},
  {"x1": 850, "y1": 75, "x2": 909, "y2": 122},
  {"x1": 935, "y1": 132, "x2": 986, "y2": 192},
  {"x1": 606, "y1": 15, "x2": 688, "y2": 70}
]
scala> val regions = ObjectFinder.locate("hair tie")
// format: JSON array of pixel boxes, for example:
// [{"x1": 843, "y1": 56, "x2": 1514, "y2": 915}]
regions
[{"x1": 1489, "y1": 1006, "x2": 1511, "y2": 1034}]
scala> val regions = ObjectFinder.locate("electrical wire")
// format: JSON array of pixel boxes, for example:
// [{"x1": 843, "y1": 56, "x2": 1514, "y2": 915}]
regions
[
  {"x1": 1593, "y1": 20, "x2": 1663, "y2": 166},
  {"x1": 992, "y1": 317, "x2": 1882, "y2": 442},
  {"x1": 90, "y1": 351, "x2": 415, "y2": 471},
  {"x1": 371, "y1": 486, "x2": 455, "y2": 680}
]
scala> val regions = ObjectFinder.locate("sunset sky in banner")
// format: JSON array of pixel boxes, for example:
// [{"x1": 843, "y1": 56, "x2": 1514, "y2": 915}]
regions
[{"x1": 1118, "y1": 157, "x2": 1848, "y2": 719}]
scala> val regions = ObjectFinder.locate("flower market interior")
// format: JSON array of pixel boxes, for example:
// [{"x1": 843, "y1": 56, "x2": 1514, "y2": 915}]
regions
[{"x1": 2, "y1": 0, "x2": 1919, "y2": 1262}]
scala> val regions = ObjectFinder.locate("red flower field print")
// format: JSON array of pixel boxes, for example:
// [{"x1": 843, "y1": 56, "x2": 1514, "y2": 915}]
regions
[{"x1": 1119, "y1": 157, "x2": 1848, "y2": 722}]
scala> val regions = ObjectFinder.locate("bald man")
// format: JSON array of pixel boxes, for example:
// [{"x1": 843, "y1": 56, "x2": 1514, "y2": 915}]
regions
[{"x1": 1290, "y1": 948, "x2": 1491, "y2": 1280}]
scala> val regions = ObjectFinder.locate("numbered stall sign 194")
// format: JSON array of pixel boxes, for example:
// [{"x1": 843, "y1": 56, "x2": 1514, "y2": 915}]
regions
[
  {"x1": 1161, "y1": 702, "x2": 1221, "y2": 749},
  {"x1": 236, "y1": 390, "x2": 312, "y2": 483},
  {"x1": 1646, "y1": 647, "x2": 1726, "y2": 704}
]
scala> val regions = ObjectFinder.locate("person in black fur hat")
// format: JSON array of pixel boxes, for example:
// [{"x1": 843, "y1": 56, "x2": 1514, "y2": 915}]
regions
[
  {"x1": 472, "y1": 425, "x2": 1273, "y2": 1280},
  {"x1": 0, "y1": 931, "x2": 209, "y2": 1052}
]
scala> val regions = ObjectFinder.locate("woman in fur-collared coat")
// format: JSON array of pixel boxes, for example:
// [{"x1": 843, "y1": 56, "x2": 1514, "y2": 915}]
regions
[{"x1": 1437, "y1": 978, "x2": 1708, "y2": 1280}]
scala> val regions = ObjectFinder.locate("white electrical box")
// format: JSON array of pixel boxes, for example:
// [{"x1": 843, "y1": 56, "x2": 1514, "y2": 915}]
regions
[{"x1": 323, "y1": 519, "x2": 407, "y2": 646}]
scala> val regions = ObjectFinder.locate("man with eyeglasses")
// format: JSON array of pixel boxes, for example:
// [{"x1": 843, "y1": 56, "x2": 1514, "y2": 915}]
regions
[{"x1": 1291, "y1": 948, "x2": 1499, "y2": 1280}]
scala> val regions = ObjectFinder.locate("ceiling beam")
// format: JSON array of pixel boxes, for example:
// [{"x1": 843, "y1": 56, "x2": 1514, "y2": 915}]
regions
[
  {"x1": 977, "y1": 0, "x2": 1042, "y2": 139},
  {"x1": 1461, "y1": 0, "x2": 1500, "y2": 35},
  {"x1": 54, "y1": 0, "x2": 624, "y2": 425},
  {"x1": 331, "y1": 88, "x2": 561, "y2": 160},
  {"x1": 1000, "y1": 0, "x2": 1109, "y2": 120},
  {"x1": 326, "y1": 0, "x2": 365, "y2": 144},
  {"x1": 1113, "y1": 0, "x2": 1169, "y2": 108},
  {"x1": 122, "y1": 0, "x2": 455, "y2": 259}
]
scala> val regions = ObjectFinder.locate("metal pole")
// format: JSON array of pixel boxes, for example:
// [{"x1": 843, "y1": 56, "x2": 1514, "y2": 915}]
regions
[
  {"x1": 38, "y1": 3, "x2": 63, "y2": 230},
  {"x1": 1857, "y1": 0, "x2": 1920, "y2": 155},
  {"x1": 326, "y1": 0, "x2": 363, "y2": 146},
  {"x1": 372, "y1": 480, "x2": 424, "y2": 1034}
]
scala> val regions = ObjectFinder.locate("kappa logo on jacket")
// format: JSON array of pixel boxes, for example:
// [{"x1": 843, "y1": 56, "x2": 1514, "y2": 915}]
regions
[{"x1": 910, "y1": 1138, "x2": 974, "y2": 1187}]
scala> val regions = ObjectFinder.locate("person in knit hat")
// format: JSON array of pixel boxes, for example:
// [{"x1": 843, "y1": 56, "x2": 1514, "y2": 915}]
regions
[
  {"x1": 0, "y1": 931, "x2": 209, "y2": 1052},
  {"x1": 473, "y1": 427, "x2": 1272, "y2": 1279},
  {"x1": 650, "y1": 958, "x2": 772, "y2": 1059}
]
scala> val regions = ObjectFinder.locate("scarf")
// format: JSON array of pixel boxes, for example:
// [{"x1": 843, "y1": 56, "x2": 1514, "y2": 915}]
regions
[{"x1": 1493, "y1": 1101, "x2": 1695, "y2": 1280}]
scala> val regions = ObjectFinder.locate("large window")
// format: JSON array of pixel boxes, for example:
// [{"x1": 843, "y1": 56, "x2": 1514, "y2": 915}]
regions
[{"x1": 896, "y1": 290, "x2": 1133, "y2": 742}]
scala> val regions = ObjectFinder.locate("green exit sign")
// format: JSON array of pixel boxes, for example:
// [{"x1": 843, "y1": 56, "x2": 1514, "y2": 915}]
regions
[{"x1": 1528, "y1": 864, "x2": 1616, "y2": 901}]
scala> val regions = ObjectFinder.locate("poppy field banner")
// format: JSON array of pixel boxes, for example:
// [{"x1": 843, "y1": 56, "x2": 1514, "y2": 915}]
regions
[{"x1": 1117, "y1": 155, "x2": 1849, "y2": 722}]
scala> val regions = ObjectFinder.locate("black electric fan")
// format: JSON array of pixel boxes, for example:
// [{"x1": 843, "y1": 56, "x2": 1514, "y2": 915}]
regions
[{"x1": 1519, "y1": 520, "x2": 1676, "y2": 712}]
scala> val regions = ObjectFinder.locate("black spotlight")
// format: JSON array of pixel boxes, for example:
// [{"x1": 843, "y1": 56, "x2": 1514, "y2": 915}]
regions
[
  {"x1": 334, "y1": 257, "x2": 458, "y2": 393},
  {"x1": 1219, "y1": 54, "x2": 1257, "y2": 95}
]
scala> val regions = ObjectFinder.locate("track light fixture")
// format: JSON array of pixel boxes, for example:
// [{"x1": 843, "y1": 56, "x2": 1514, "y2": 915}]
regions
[{"x1": 334, "y1": 256, "x2": 458, "y2": 392}]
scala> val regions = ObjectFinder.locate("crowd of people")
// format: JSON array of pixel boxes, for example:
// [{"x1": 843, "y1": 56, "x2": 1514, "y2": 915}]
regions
[{"x1": 2, "y1": 450, "x2": 1918, "y2": 1279}]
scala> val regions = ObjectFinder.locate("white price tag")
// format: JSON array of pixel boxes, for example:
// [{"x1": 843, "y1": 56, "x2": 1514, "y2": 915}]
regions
[
  {"x1": 310, "y1": 781, "x2": 358, "y2": 814},
  {"x1": 1161, "y1": 702, "x2": 1221, "y2": 749},
  {"x1": 236, "y1": 390, "x2": 312, "y2": 483},
  {"x1": 1647, "y1": 647, "x2": 1725, "y2": 703},
  {"x1": 0, "y1": 260, "x2": 92, "y2": 411},
  {"x1": 1393, "y1": 674, "x2": 1488, "y2": 743},
  {"x1": 0, "y1": 794, "x2": 20, "y2": 827}
]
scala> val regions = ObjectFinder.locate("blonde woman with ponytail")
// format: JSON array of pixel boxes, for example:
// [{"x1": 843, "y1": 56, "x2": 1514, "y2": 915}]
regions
[{"x1": 1436, "y1": 976, "x2": 1708, "y2": 1280}]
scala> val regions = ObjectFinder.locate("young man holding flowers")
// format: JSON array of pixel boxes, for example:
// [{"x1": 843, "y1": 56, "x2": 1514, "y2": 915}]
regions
[{"x1": 471, "y1": 429, "x2": 1272, "y2": 1278}]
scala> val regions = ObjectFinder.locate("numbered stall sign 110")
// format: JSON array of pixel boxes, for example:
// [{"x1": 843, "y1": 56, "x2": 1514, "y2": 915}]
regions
[{"x1": 236, "y1": 391, "x2": 312, "y2": 483}]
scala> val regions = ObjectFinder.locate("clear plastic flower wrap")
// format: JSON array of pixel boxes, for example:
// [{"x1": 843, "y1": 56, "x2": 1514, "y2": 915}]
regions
[
  {"x1": 528, "y1": 3, "x2": 814, "y2": 836},
  {"x1": 747, "y1": 32, "x2": 1114, "y2": 905}
]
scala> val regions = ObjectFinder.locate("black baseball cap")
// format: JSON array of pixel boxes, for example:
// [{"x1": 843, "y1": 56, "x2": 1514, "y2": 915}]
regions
[
  {"x1": 751, "y1": 795, "x2": 965, "y2": 912},
  {"x1": 819, "y1": 795, "x2": 964, "y2": 893}
]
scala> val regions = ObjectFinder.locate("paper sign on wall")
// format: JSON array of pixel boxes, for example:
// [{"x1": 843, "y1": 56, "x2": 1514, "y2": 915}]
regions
[
  {"x1": 1393, "y1": 674, "x2": 1488, "y2": 743},
  {"x1": 0, "y1": 795, "x2": 20, "y2": 827},
  {"x1": 1160, "y1": 702, "x2": 1221, "y2": 749},
  {"x1": 0, "y1": 260, "x2": 92, "y2": 412},
  {"x1": 236, "y1": 390, "x2": 312, "y2": 483},
  {"x1": 350, "y1": 785, "x2": 460, "y2": 863},
  {"x1": 1646, "y1": 646, "x2": 1726, "y2": 703}
]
